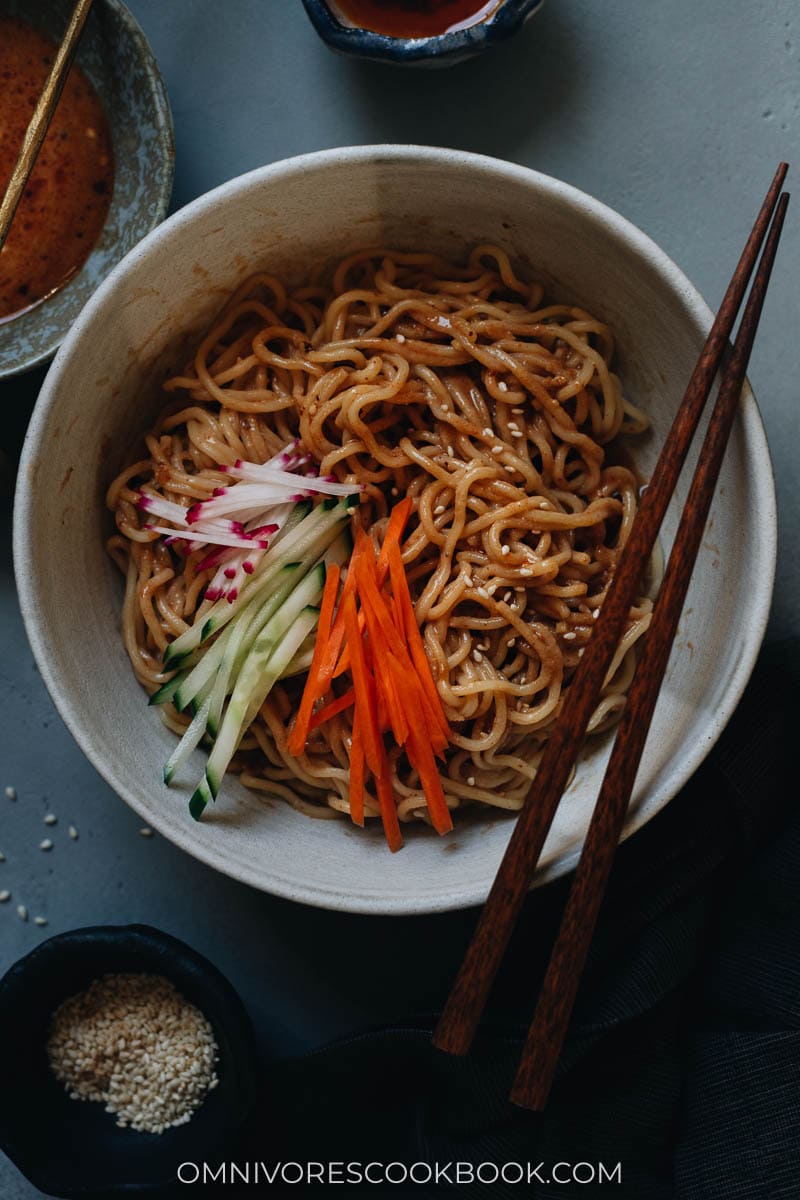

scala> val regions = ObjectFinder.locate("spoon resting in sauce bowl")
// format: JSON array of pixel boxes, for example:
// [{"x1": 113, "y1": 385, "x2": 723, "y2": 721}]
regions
[{"x1": 0, "y1": 0, "x2": 114, "y2": 324}]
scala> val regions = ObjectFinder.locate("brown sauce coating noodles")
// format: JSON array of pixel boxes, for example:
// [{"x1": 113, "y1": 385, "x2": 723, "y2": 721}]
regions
[{"x1": 107, "y1": 246, "x2": 654, "y2": 828}]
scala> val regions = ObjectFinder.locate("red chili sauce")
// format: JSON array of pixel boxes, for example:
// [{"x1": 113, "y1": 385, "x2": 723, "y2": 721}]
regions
[
  {"x1": 0, "y1": 17, "x2": 114, "y2": 322},
  {"x1": 332, "y1": 0, "x2": 502, "y2": 39}
]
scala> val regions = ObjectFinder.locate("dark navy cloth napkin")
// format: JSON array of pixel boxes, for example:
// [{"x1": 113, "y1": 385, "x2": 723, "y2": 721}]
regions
[
  {"x1": 188, "y1": 640, "x2": 799, "y2": 1198},
  {"x1": 267, "y1": 639, "x2": 800, "y2": 1197}
]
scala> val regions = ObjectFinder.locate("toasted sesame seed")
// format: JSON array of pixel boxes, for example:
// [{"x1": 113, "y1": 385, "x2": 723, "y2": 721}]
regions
[
  {"x1": 507, "y1": 637, "x2": 516, "y2": 646},
  {"x1": 35, "y1": 916, "x2": 48, "y2": 927},
  {"x1": 503, "y1": 590, "x2": 514, "y2": 603},
  {"x1": 467, "y1": 776, "x2": 476, "y2": 786},
  {"x1": 39, "y1": 839, "x2": 54, "y2": 851},
  {"x1": 511, "y1": 430, "x2": 524, "y2": 438},
  {"x1": 446, "y1": 446, "x2": 454, "y2": 457},
  {"x1": 592, "y1": 608, "x2": 600, "y2": 619},
  {"x1": 563, "y1": 631, "x2": 577, "y2": 641},
  {"x1": 498, "y1": 381, "x2": 508, "y2": 393},
  {"x1": 472, "y1": 650, "x2": 483, "y2": 663},
  {"x1": 504, "y1": 465, "x2": 515, "y2": 474},
  {"x1": 5, "y1": 786, "x2": 16, "y2": 801},
  {"x1": 487, "y1": 583, "x2": 498, "y2": 595},
  {"x1": 0, "y1": 890, "x2": 9, "y2": 902},
  {"x1": 482, "y1": 427, "x2": 493, "y2": 437},
  {"x1": 44, "y1": 814, "x2": 57, "y2": 826},
  {"x1": 47, "y1": 974, "x2": 219, "y2": 1135},
  {"x1": 501, "y1": 544, "x2": 510, "y2": 556},
  {"x1": 520, "y1": 566, "x2": 534, "y2": 576},
  {"x1": 491, "y1": 445, "x2": 503, "y2": 455},
  {"x1": 17, "y1": 905, "x2": 27, "y2": 921},
  {"x1": 68, "y1": 825, "x2": 79, "y2": 840},
  {"x1": 512, "y1": 407, "x2": 525, "y2": 414},
  {"x1": 508, "y1": 422, "x2": 519, "y2": 431},
  {"x1": 476, "y1": 586, "x2": 489, "y2": 599},
  {"x1": 434, "y1": 504, "x2": 446, "y2": 515},
  {"x1": 390, "y1": 487, "x2": 398, "y2": 497},
  {"x1": 139, "y1": 828, "x2": 153, "y2": 838},
  {"x1": 395, "y1": 333, "x2": 406, "y2": 343}
]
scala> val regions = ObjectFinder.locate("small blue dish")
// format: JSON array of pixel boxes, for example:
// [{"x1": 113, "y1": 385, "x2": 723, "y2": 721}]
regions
[
  {"x1": 301, "y1": 0, "x2": 544, "y2": 67},
  {"x1": 0, "y1": 0, "x2": 174, "y2": 379},
  {"x1": 0, "y1": 925, "x2": 258, "y2": 1198}
]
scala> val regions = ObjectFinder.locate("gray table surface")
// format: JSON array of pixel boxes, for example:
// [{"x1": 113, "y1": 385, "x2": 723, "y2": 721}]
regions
[{"x1": 1, "y1": 2, "x2": 798, "y2": 1194}]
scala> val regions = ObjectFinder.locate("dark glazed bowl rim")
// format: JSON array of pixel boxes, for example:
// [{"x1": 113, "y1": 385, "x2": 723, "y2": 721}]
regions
[
  {"x1": 0, "y1": 924, "x2": 258, "y2": 1197},
  {"x1": 301, "y1": 0, "x2": 544, "y2": 64}
]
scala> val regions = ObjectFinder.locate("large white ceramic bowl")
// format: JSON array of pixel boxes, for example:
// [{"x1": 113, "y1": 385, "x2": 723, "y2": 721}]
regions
[{"x1": 14, "y1": 147, "x2": 776, "y2": 913}]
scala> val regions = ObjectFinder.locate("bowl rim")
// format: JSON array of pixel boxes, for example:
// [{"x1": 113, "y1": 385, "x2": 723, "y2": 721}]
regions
[
  {"x1": 0, "y1": 0, "x2": 174, "y2": 380},
  {"x1": 13, "y1": 145, "x2": 778, "y2": 913}
]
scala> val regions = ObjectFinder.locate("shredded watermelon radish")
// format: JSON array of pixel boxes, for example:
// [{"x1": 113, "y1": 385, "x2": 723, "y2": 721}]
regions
[{"x1": 137, "y1": 440, "x2": 359, "y2": 602}]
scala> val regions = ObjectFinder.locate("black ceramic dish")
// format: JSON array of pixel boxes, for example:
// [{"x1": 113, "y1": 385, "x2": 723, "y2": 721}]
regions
[
  {"x1": 0, "y1": 925, "x2": 258, "y2": 1198},
  {"x1": 301, "y1": 0, "x2": 544, "y2": 67}
]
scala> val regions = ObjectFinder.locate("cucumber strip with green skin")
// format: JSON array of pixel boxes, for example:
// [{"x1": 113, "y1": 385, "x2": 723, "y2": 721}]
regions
[
  {"x1": 281, "y1": 638, "x2": 315, "y2": 678},
  {"x1": 192, "y1": 606, "x2": 321, "y2": 819},
  {"x1": 173, "y1": 622, "x2": 235, "y2": 712},
  {"x1": 196, "y1": 609, "x2": 319, "y2": 816},
  {"x1": 189, "y1": 775, "x2": 214, "y2": 820},
  {"x1": 268, "y1": 498, "x2": 311, "y2": 549},
  {"x1": 163, "y1": 697, "x2": 212, "y2": 785},
  {"x1": 198, "y1": 513, "x2": 347, "y2": 646},
  {"x1": 205, "y1": 564, "x2": 303, "y2": 738},
  {"x1": 164, "y1": 498, "x2": 353, "y2": 667},
  {"x1": 204, "y1": 578, "x2": 324, "y2": 799},
  {"x1": 148, "y1": 647, "x2": 204, "y2": 705},
  {"x1": 225, "y1": 531, "x2": 351, "y2": 680},
  {"x1": 149, "y1": 674, "x2": 185, "y2": 707}
]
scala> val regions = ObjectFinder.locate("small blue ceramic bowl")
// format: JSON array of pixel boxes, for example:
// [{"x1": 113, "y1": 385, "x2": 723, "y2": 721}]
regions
[
  {"x1": 301, "y1": 0, "x2": 544, "y2": 67},
  {"x1": 0, "y1": 0, "x2": 174, "y2": 379}
]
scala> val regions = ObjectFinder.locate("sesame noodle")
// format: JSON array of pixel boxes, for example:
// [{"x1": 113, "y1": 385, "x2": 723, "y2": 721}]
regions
[{"x1": 106, "y1": 246, "x2": 655, "y2": 828}]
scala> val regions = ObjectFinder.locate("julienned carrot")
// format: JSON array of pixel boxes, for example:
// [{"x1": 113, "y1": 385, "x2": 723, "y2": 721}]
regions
[
  {"x1": 308, "y1": 688, "x2": 355, "y2": 731},
  {"x1": 355, "y1": 550, "x2": 408, "y2": 663},
  {"x1": 376, "y1": 497, "x2": 413, "y2": 582},
  {"x1": 379, "y1": 652, "x2": 410, "y2": 745},
  {"x1": 342, "y1": 591, "x2": 381, "y2": 775},
  {"x1": 331, "y1": 529, "x2": 373, "y2": 679},
  {"x1": 288, "y1": 562, "x2": 341, "y2": 755},
  {"x1": 288, "y1": 498, "x2": 451, "y2": 850},
  {"x1": 349, "y1": 715, "x2": 365, "y2": 827},
  {"x1": 407, "y1": 725, "x2": 453, "y2": 835},
  {"x1": 334, "y1": 500, "x2": 413, "y2": 678},
  {"x1": 317, "y1": 532, "x2": 370, "y2": 680},
  {"x1": 386, "y1": 542, "x2": 450, "y2": 743},
  {"x1": 375, "y1": 738, "x2": 403, "y2": 853}
]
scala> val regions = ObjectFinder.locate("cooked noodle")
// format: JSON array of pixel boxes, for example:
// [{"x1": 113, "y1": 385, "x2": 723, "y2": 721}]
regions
[{"x1": 107, "y1": 246, "x2": 655, "y2": 827}]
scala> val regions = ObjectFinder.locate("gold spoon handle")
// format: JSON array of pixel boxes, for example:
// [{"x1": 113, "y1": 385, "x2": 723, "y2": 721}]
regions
[{"x1": 0, "y1": 0, "x2": 95, "y2": 252}]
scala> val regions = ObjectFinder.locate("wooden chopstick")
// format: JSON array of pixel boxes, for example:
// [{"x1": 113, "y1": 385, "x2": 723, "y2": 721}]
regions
[
  {"x1": 511, "y1": 189, "x2": 790, "y2": 1111},
  {"x1": 432, "y1": 162, "x2": 789, "y2": 1060},
  {"x1": 0, "y1": 0, "x2": 95, "y2": 252}
]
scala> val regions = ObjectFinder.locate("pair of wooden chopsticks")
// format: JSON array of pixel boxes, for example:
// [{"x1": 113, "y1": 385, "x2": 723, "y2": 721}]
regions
[{"x1": 433, "y1": 163, "x2": 790, "y2": 1111}]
